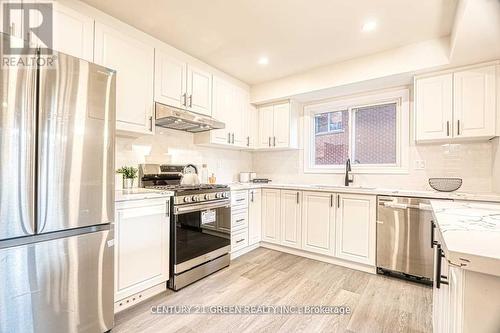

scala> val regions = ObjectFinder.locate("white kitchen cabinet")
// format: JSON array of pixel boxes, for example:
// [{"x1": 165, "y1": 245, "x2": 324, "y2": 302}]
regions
[
  {"x1": 261, "y1": 189, "x2": 281, "y2": 244},
  {"x1": 335, "y1": 194, "x2": 376, "y2": 266},
  {"x1": 415, "y1": 63, "x2": 498, "y2": 142},
  {"x1": 154, "y1": 50, "x2": 187, "y2": 109},
  {"x1": 258, "y1": 105, "x2": 274, "y2": 147},
  {"x1": 415, "y1": 73, "x2": 453, "y2": 141},
  {"x1": 248, "y1": 189, "x2": 262, "y2": 245},
  {"x1": 301, "y1": 191, "x2": 335, "y2": 256},
  {"x1": 186, "y1": 64, "x2": 212, "y2": 116},
  {"x1": 257, "y1": 101, "x2": 298, "y2": 149},
  {"x1": 27, "y1": 1, "x2": 94, "y2": 61},
  {"x1": 247, "y1": 104, "x2": 260, "y2": 149},
  {"x1": 194, "y1": 76, "x2": 250, "y2": 148},
  {"x1": 154, "y1": 51, "x2": 212, "y2": 116},
  {"x1": 0, "y1": 0, "x2": 24, "y2": 40},
  {"x1": 453, "y1": 65, "x2": 496, "y2": 139},
  {"x1": 114, "y1": 198, "x2": 170, "y2": 303},
  {"x1": 94, "y1": 21, "x2": 154, "y2": 135},
  {"x1": 280, "y1": 190, "x2": 302, "y2": 249}
]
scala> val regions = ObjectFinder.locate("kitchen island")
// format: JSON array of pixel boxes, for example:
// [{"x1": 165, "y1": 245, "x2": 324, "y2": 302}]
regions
[{"x1": 430, "y1": 200, "x2": 500, "y2": 333}]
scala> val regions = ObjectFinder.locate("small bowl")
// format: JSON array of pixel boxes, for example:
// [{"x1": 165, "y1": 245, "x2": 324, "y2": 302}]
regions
[{"x1": 428, "y1": 178, "x2": 462, "y2": 192}]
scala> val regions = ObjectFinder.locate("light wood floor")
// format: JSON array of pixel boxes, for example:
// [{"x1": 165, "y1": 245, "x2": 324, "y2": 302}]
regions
[{"x1": 114, "y1": 248, "x2": 432, "y2": 333}]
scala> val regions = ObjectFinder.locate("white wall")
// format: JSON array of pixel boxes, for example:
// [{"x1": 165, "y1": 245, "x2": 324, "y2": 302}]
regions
[{"x1": 115, "y1": 128, "x2": 252, "y2": 189}]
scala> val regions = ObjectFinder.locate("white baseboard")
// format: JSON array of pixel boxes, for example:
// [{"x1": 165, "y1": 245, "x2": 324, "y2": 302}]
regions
[
  {"x1": 258, "y1": 242, "x2": 377, "y2": 274},
  {"x1": 230, "y1": 242, "x2": 260, "y2": 260},
  {"x1": 114, "y1": 281, "x2": 167, "y2": 314}
]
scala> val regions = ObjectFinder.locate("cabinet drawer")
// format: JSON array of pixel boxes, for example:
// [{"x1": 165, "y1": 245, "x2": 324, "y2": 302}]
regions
[
  {"x1": 231, "y1": 229, "x2": 249, "y2": 252},
  {"x1": 231, "y1": 209, "x2": 248, "y2": 231},
  {"x1": 231, "y1": 191, "x2": 249, "y2": 208}
]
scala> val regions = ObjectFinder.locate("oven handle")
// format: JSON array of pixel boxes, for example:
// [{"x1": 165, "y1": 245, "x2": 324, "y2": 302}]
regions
[{"x1": 174, "y1": 199, "x2": 231, "y2": 215}]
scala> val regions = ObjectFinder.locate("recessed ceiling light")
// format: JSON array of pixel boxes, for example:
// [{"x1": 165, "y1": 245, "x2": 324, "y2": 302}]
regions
[
  {"x1": 362, "y1": 20, "x2": 377, "y2": 32},
  {"x1": 258, "y1": 56, "x2": 269, "y2": 65}
]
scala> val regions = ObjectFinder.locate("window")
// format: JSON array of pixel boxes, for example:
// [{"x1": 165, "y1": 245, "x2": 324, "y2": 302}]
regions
[{"x1": 304, "y1": 89, "x2": 409, "y2": 174}]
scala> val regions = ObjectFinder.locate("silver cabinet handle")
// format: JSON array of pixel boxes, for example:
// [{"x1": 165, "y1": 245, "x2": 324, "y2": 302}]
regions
[
  {"x1": 457, "y1": 120, "x2": 461, "y2": 136},
  {"x1": 231, "y1": 133, "x2": 234, "y2": 144},
  {"x1": 247, "y1": 136, "x2": 250, "y2": 147},
  {"x1": 166, "y1": 199, "x2": 170, "y2": 218},
  {"x1": 446, "y1": 121, "x2": 450, "y2": 136},
  {"x1": 273, "y1": 136, "x2": 276, "y2": 146},
  {"x1": 337, "y1": 194, "x2": 340, "y2": 208},
  {"x1": 330, "y1": 194, "x2": 333, "y2": 207},
  {"x1": 236, "y1": 218, "x2": 245, "y2": 223},
  {"x1": 268, "y1": 137, "x2": 271, "y2": 147},
  {"x1": 251, "y1": 191, "x2": 254, "y2": 202},
  {"x1": 149, "y1": 116, "x2": 153, "y2": 131},
  {"x1": 296, "y1": 192, "x2": 299, "y2": 204},
  {"x1": 236, "y1": 239, "x2": 245, "y2": 244},
  {"x1": 10, "y1": 22, "x2": 15, "y2": 36},
  {"x1": 181, "y1": 93, "x2": 187, "y2": 106},
  {"x1": 188, "y1": 95, "x2": 193, "y2": 108},
  {"x1": 228, "y1": 133, "x2": 231, "y2": 144}
]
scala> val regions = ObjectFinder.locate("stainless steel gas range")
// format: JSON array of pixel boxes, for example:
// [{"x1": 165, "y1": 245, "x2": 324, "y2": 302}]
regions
[{"x1": 139, "y1": 164, "x2": 231, "y2": 291}]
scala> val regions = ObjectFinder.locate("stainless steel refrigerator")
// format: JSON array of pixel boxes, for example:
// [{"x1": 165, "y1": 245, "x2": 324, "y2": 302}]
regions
[{"x1": 0, "y1": 33, "x2": 116, "y2": 333}]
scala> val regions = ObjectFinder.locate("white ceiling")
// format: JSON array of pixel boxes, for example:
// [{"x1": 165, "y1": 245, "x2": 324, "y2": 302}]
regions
[{"x1": 82, "y1": 0, "x2": 458, "y2": 85}]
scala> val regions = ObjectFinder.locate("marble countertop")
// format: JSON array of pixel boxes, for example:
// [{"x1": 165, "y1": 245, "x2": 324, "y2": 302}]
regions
[
  {"x1": 228, "y1": 182, "x2": 500, "y2": 202},
  {"x1": 431, "y1": 200, "x2": 500, "y2": 277},
  {"x1": 115, "y1": 188, "x2": 174, "y2": 202}
]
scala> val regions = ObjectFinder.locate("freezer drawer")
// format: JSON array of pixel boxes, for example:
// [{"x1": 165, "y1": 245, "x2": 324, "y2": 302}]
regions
[
  {"x1": 376, "y1": 196, "x2": 439, "y2": 280},
  {"x1": 0, "y1": 228, "x2": 114, "y2": 333}
]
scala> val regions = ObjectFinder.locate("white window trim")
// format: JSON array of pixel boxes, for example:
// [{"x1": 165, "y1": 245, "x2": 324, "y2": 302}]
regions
[{"x1": 303, "y1": 88, "x2": 410, "y2": 174}]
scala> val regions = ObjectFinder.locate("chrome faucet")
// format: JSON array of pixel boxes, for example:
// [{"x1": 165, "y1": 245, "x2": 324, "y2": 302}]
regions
[{"x1": 345, "y1": 158, "x2": 354, "y2": 186}]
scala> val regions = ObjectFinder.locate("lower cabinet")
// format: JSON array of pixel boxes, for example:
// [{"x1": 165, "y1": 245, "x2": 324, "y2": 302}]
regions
[
  {"x1": 301, "y1": 191, "x2": 335, "y2": 256},
  {"x1": 335, "y1": 194, "x2": 376, "y2": 265},
  {"x1": 114, "y1": 198, "x2": 170, "y2": 304},
  {"x1": 280, "y1": 190, "x2": 302, "y2": 249},
  {"x1": 261, "y1": 189, "x2": 281, "y2": 244},
  {"x1": 248, "y1": 189, "x2": 262, "y2": 245}
]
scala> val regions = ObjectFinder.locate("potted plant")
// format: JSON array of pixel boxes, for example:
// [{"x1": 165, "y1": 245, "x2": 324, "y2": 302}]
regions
[{"x1": 116, "y1": 166, "x2": 138, "y2": 189}]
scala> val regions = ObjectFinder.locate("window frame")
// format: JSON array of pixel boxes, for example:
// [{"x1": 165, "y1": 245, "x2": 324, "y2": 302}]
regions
[{"x1": 304, "y1": 88, "x2": 409, "y2": 174}]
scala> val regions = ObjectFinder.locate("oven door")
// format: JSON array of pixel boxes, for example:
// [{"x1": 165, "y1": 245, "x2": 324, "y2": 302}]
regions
[{"x1": 172, "y1": 199, "x2": 231, "y2": 274}]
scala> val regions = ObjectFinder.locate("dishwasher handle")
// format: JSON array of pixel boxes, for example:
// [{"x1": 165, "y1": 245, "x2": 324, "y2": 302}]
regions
[{"x1": 382, "y1": 202, "x2": 431, "y2": 210}]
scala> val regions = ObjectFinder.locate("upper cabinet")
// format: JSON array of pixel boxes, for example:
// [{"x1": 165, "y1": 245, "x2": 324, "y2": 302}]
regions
[
  {"x1": 154, "y1": 50, "x2": 212, "y2": 116},
  {"x1": 94, "y1": 21, "x2": 155, "y2": 135},
  {"x1": 453, "y1": 66, "x2": 496, "y2": 139},
  {"x1": 194, "y1": 76, "x2": 250, "y2": 148},
  {"x1": 415, "y1": 63, "x2": 498, "y2": 142},
  {"x1": 258, "y1": 101, "x2": 298, "y2": 149}
]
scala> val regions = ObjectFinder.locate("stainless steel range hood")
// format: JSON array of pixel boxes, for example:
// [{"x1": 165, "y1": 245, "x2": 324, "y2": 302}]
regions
[{"x1": 155, "y1": 102, "x2": 225, "y2": 133}]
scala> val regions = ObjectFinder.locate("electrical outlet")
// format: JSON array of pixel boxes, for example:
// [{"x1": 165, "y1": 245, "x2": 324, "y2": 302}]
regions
[{"x1": 414, "y1": 160, "x2": 426, "y2": 170}]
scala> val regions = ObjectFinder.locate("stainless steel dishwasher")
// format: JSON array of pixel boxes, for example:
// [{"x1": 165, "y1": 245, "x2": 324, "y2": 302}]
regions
[{"x1": 376, "y1": 196, "x2": 449, "y2": 283}]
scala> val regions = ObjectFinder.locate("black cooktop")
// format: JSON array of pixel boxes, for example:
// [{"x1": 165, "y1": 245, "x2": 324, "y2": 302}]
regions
[{"x1": 146, "y1": 184, "x2": 228, "y2": 194}]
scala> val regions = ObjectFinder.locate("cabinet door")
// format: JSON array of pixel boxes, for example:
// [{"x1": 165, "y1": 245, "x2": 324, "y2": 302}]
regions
[
  {"x1": 248, "y1": 189, "x2": 262, "y2": 245},
  {"x1": 247, "y1": 104, "x2": 259, "y2": 149},
  {"x1": 415, "y1": 74, "x2": 453, "y2": 141},
  {"x1": 0, "y1": 0, "x2": 24, "y2": 39},
  {"x1": 447, "y1": 266, "x2": 464, "y2": 333},
  {"x1": 52, "y1": 3, "x2": 94, "y2": 61},
  {"x1": 261, "y1": 189, "x2": 281, "y2": 244},
  {"x1": 273, "y1": 102, "x2": 290, "y2": 148},
  {"x1": 301, "y1": 191, "x2": 335, "y2": 256},
  {"x1": 335, "y1": 194, "x2": 376, "y2": 265},
  {"x1": 232, "y1": 87, "x2": 249, "y2": 147},
  {"x1": 154, "y1": 50, "x2": 187, "y2": 108},
  {"x1": 186, "y1": 64, "x2": 212, "y2": 116},
  {"x1": 94, "y1": 22, "x2": 154, "y2": 134},
  {"x1": 115, "y1": 202, "x2": 169, "y2": 301},
  {"x1": 211, "y1": 76, "x2": 232, "y2": 144},
  {"x1": 258, "y1": 105, "x2": 274, "y2": 147},
  {"x1": 454, "y1": 65, "x2": 496, "y2": 139},
  {"x1": 280, "y1": 190, "x2": 302, "y2": 249}
]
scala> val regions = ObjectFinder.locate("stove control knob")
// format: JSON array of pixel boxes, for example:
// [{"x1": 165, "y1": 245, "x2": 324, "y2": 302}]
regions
[
  {"x1": 215, "y1": 193, "x2": 221, "y2": 199},
  {"x1": 183, "y1": 196, "x2": 190, "y2": 203},
  {"x1": 204, "y1": 194, "x2": 210, "y2": 200},
  {"x1": 191, "y1": 195, "x2": 198, "y2": 202}
]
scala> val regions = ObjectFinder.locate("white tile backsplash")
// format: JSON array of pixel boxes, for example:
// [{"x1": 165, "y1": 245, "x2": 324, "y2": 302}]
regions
[
  {"x1": 252, "y1": 141, "x2": 495, "y2": 193},
  {"x1": 115, "y1": 128, "x2": 252, "y2": 189}
]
